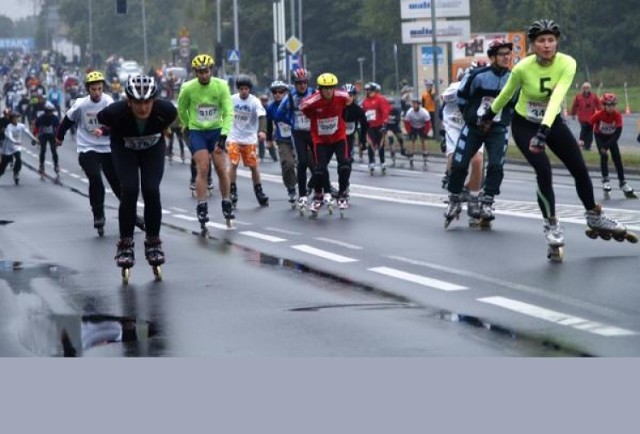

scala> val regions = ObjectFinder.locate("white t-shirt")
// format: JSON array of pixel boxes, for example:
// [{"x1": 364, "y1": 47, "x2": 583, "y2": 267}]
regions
[
  {"x1": 2, "y1": 123, "x2": 37, "y2": 155},
  {"x1": 441, "y1": 81, "x2": 464, "y2": 134},
  {"x1": 227, "y1": 94, "x2": 266, "y2": 145},
  {"x1": 404, "y1": 106, "x2": 431, "y2": 128},
  {"x1": 65, "y1": 94, "x2": 114, "y2": 153}
]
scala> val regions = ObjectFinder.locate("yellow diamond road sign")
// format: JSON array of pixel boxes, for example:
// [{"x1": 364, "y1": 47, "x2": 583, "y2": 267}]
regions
[{"x1": 285, "y1": 36, "x2": 302, "y2": 55}]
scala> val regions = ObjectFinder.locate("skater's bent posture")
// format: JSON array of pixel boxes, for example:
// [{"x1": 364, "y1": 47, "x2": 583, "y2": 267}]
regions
[
  {"x1": 299, "y1": 72, "x2": 351, "y2": 214},
  {"x1": 97, "y1": 75, "x2": 177, "y2": 270},
  {"x1": 0, "y1": 113, "x2": 37, "y2": 184},
  {"x1": 226, "y1": 75, "x2": 269, "y2": 208},
  {"x1": 482, "y1": 19, "x2": 632, "y2": 249}
]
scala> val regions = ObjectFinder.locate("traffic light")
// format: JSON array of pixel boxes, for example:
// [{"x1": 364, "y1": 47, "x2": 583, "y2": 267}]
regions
[{"x1": 115, "y1": 0, "x2": 127, "y2": 15}]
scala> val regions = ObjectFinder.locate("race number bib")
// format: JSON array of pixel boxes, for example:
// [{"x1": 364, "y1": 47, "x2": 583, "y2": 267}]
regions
[
  {"x1": 599, "y1": 121, "x2": 616, "y2": 135},
  {"x1": 84, "y1": 112, "x2": 100, "y2": 128},
  {"x1": 451, "y1": 113, "x2": 464, "y2": 128},
  {"x1": 277, "y1": 121, "x2": 291, "y2": 138},
  {"x1": 365, "y1": 109, "x2": 377, "y2": 122},
  {"x1": 318, "y1": 116, "x2": 338, "y2": 136},
  {"x1": 41, "y1": 125, "x2": 54, "y2": 134},
  {"x1": 234, "y1": 110, "x2": 250, "y2": 124},
  {"x1": 294, "y1": 111, "x2": 310, "y2": 130},
  {"x1": 525, "y1": 101, "x2": 547, "y2": 123},
  {"x1": 477, "y1": 96, "x2": 502, "y2": 122},
  {"x1": 123, "y1": 133, "x2": 161, "y2": 150},
  {"x1": 346, "y1": 121, "x2": 356, "y2": 136},
  {"x1": 196, "y1": 104, "x2": 218, "y2": 123}
]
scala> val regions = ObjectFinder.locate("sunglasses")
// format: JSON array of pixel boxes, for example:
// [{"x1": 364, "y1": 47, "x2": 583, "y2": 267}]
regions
[{"x1": 272, "y1": 90, "x2": 286, "y2": 94}]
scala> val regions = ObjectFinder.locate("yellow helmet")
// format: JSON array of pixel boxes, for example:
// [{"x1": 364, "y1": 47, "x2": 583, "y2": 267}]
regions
[
  {"x1": 191, "y1": 54, "x2": 214, "y2": 70},
  {"x1": 317, "y1": 73, "x2": 338, "y2": 88},
  {"x1": 85, "y1": 71, "x2": 106, "y2": 84}
]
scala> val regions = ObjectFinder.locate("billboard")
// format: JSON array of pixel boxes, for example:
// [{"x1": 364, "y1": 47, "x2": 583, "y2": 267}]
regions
[
  {"x1": 401, "y1": 19, "x2": 471, "y2": 44},
  {"x1": 400, "y1": 0, "x2": 470, "y2": 19},
  {"x1": 452, "y1": 32, "x2": 527, "y2": 67},
  {"x1": 416, "y1": 43, "x2": 449, "y2": 93}
]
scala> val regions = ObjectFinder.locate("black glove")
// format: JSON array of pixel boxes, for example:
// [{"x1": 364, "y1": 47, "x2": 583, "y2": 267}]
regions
[
  {"x1": 637, "y1": 133, "x2": 640, "y2": 143},
  {"x1": 379, "y1": 124, "x2": 387, "y2": 135},
  {"x1": 31, "y1": 139, "x2": 38, "y2": 146},
  {"x1": 477, "y1": 108, "x2": 496, "y2": 133},
  {"x1": 529, "y1": 125, "x2": 550, "y2": 153},
  {"x1": 439, "y1": 138, "x2": 446, "y2": 153},
  {"x1": 216, "y1": 134, "x2": 227, "y2": 151}
]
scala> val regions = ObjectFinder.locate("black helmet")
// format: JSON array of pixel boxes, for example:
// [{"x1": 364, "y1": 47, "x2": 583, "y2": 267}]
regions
[
  {"x1": 125, "y1": 75, "x2": 158, "y2": 101},
  {"x1": 527, "y1": 19, "x2": 560, "y2": 40},
  {"x1": 487, "y1": 38, "x2": 513, "y2": 57},
  {"x1": 235, "y1": 75, "x2": 253, "y2": 89}
]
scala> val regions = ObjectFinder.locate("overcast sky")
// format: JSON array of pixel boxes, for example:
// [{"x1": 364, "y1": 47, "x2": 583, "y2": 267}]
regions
[{"x1": 0, "y1": 0, "x2": 40, "y2": 21}]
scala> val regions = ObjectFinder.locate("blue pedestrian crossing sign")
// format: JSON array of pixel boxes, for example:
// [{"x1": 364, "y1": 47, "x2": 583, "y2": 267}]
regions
[{"x1": 227, "y1": 50, "x2": 240, "y2": 63}]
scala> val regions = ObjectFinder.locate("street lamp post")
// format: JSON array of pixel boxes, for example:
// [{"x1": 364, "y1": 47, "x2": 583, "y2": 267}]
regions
[
  {"x1": 142, "y1": 0, "x2": 148, "y2": 70},
  {"x1": 88, "y1": 0, "x2": 93, "y2": 65},
  {"x1": 357, "y1": 57, "x2": 365, "y2": 87}
]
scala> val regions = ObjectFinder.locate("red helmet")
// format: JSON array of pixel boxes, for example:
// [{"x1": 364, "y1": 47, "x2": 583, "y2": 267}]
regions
[
  {"x1": 601, "y1": 93, "x2": 617, "y2": 105},
  {"x1": 291, "y1": 68, "x2": 309, "y2": 83},
  {"x1": 487, "y1": 38, "x2": 513, "y2": 57}
]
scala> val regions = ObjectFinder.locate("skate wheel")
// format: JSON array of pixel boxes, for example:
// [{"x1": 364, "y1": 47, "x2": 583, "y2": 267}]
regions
[
  {"x1": 328, "y1": 207, "x2": 333, "y2": 215},
  {"x1": 479, "y1": 219, "x2": 492, "y2": 230},
  {"x1": 122, "y1": 268, "x2": 130, "y2": 285},
  {"x1": 613, "y1": 234, "x2": 626, "y2": 242},
  {"x1": 226, "y1": 219, "x2": 234, "y2": 229},
  {"x1": 153, "y1": 266, "x2": 162, "y2": 281},
  {"x1": 585, "y1": 229, "x2": 598, "y2": 239},
  {"x1": 600, "y1": 232, "x2": 612, "y2": 241},
  {"x1": 547, "y1": 246, "x2": 564, "y2": 263},
  {"x1": 626, "y1": 232, "x2": 638, "y2": 243}
]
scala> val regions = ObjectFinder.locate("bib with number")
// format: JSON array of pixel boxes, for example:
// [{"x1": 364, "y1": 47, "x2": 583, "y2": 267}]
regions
[
  {"x1": 196, "y1": 104, "x2": 218, "y2": 123},
  {"x1": 346, "y1": 121, "x2": 356, "y2": 136},
  {"x1": 123, "y1": 133, "x2": 161, "y2": 150},
  {"x1": 84, "y1": 112, "x2": 100, "y2": 128},
  {"x1": 277, "y1": 121, "x2": 291, "y2": 138},
  {"x1": 525, "y1": 101, "x2": 547, "y2": 123},
  {"x1": 294, "y1": 111, "x2": 310, "y2": 130},
  {"x1": 598, "y1": 121, "x2": 616, "y2": 135},
  {"x1": 477, "y1": 96, "x2": 502, "y2": 122},
  {"x1": 317, "y1": 116, "x2": 338, "y2": 136},
  {"x1": 365, "y1": 109, "x2": 377, "y2": 122}
]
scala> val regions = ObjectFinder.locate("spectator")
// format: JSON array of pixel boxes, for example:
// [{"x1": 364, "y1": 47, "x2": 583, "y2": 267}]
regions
[{"x1": 570, "y1": 82, "x2": 601, "y2": 151}]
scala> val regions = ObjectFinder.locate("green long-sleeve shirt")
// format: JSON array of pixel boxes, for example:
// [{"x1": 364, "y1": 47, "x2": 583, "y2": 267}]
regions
[
  {"x1": 177, "y1": 77, "x2": 234, "y2": 134},
  {"x1": 491, "y1": 52, "x2": 576, "y2": 128}
]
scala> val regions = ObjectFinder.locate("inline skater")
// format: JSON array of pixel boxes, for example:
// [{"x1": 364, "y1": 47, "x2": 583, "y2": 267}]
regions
[
  {"x1": 258, "y1": 94, "x2": 278, "y2": 163},
  {"x1": 445, "y1": 39, "x2": 515, "y2": 230},
  {"x1": 266, "y1": 80, "x2": 297, "y2": 206},
  {"x1": 483, "y1": 19, "x2": 636, "y2": 262},
  {"x1": 275, "y1": 68, "x2": 319, "y2": 212},
  {"x1": 361, "y1": 82, "x2": 391, "y2": 175},
  {"x1": 590, "y1": 93, "x2": 637, "y2": 199},
  {"x1": 227, "y1": 75, "x2": 269, "y2": 208},
  {"x1": 165, "y1": 100, "x2": 186, "y2": 163},
  {"x1": 385, "y1": 96, "x2": 406, "y2": 166},
  {"x1": 177, "y1": 54, "x2": 234, "y2": 230},
  {"x1": 299, "y1": 73, "x2": 351, "y2": 216},
  {"x1": 97, "y1": 75, "x2": 177, "y2": 283},
  {"x1": 421, "y1": 79, "x2": 437, "y2": 138},
  {"x1": 342, "y1": 83, "x2": 368, "y2": 171},
  {"x1": 57, "y1": 71, "x2": 144, "y2": 236},
  {"x1": 0, "y1": 112, "x2": 37, "y2": 185},
  {"x1": 34, "y1": 101, "x2": 61, "y2": 180},
  {"x1": 403, "y1": 96, "x2": 431, "y2": 169}
]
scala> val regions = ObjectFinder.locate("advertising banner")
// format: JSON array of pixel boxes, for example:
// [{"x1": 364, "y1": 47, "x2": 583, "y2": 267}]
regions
[
  {"x1": 401, "y1": 19, "x2": 471, "y2": 44},
  {"x1": 400, "y1": 0, "x2": 470, "y2": 19}
]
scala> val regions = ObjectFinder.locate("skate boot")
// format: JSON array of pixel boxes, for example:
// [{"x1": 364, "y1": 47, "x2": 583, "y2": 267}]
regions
[
  {"x1": 297, "y1": 195, "x2": 308, "y2": 216},
  {"x1": 308, "y1": 193, "x2": 324, "y2": 218},
  {"x1": 381, "y1": 162, "x2": 387, "y2": 175},
  {"x1": 254, "y1": 183, "x2": 269, "y2": 206},
  {"x1": 620, "y1": 181, "x2": 637, "y2": 199},
  {"x1": 54, "y1": 165, "x2": 61, "y2": 183},
  {"x1": 13, "y1": 174, "x2": 19, "y2": 185},
  {"x1": 441, "y1": 172, "x2": 449, "y2": 190},
  {"x1": 144, "y1": 236, "x2": 164, "y2": 281},
  {"x1": 93, "y1": 215, "x2": 106, "y2": 237},
  {"x1": 602, "y1": 177, "x2": 611, "y2": 199},
  {"x1": 287, "y1": 188, "x2": 297, "y2": 209},
  {"x1": 478, "y1": 194, "x2": 495, "y2": 229},
  {"x1": 196, "y1": 201, "x2": 209, "y2": 234},
  {"x1": 543, "y1": 217, "x2": 564, "y2": 262},
  {"x1": 369, "y1": 163, "x2": 375, "y2": 176},
  {"x1": 38, "y1": 165, "x2": 45, "y2": 180},
  {"x1": 115, "y1": 238, "x2": 135, "y2": 284},
  {"x1": 409, "y1": 156, "x2": 414, "y2": 169},
  {"x1": 423, "y1": 154, "x2": 428, "y2": 169},
  {"x1": 221, "y1": 199, "x2": 235, "y2": 228},
  {"x1": 230, "y1": 182, "x2": 239, "y2": 208},
  {"x1": 585, "y1": 205, "x2": 638, "y2": 243},
  {"x1": 467, "y1": 195, "x2": 481, "y2": 228},
  {"x1": 323, "y1": 192, "x2": 334, "y2": 215},
  {"x1": 444, "y1": 193, "x2": 463, "y2": 229},
  {"x1": 390, "y1": 150, "x2": 396, "y2": 167},
  {"x1": 337, "y1": 194, "x2": 349, "y2": 218},
  {"x1": 180, "y1": 150, "x2": 186, "y2": 163}
]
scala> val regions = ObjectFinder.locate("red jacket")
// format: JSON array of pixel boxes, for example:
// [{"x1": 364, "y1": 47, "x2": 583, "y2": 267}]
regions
[
  {"x1": 589, "y1": 109, "x2": 623, "y2": 135},
  {"x1": 570, "y1": 92, "x2": 602, "y2": 123},
  {"x1": 299, "y1": 90, "x2": 350, "y2": 144},
  {"x1": 361, "y1": 94, "x2": 390, "y2": 128}
]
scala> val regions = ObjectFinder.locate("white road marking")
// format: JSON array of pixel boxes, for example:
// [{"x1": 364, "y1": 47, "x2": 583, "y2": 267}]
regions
[
  {"x1": 206, "y1": 222, "x2": 232, "y2": 230},
  {"x1": 170, "y1": 207, "x2": 188, "y2": 213},
  {"x1": 478, "y1": 296, "x2": 636, "y2": 337},
  {"x1": 69, "y1": 173, "x2": 81, "y2": 179},
  {"x1": 314, "y1": 237, "x2": 363, "y2": 250},
  {"x1": 240, "y1": 231, "x2": 286, "y2": 243},
  {"x1": 80, "y1": 178, "x2": 88, "y2": 183},
  {"x1": 264, "y1": 227, "x2": 302, "y2": 236},
  {"x1": 291, "y1": 244, "x2": 358, "y2": 263},
  {"x1": 173, "y1": 214, "x2": 198, "y2": 221},
  {"x1": 369, "y1": 266, "x2": 468, "y2": 291}
]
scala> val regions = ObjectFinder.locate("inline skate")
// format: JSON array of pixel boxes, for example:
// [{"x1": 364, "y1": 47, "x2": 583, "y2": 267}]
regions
[
  {"x1": 602, "y1": 177, "x2": 611, "y2": 200},
  {"x1": 222, "y1": 199, "x2": 235, "y2": 228},
  {"x1": 323, "y1": 192, "x2": 334, "y2": 215},
  {"x1": 196, "y1": 202, "x2": 209, "y2": 235},
  {"x1": 93, "y1": 208, "x2": 105, "y2": 236},
  {"x1": 620, "y1": 181, "x2": 637, "y2": 199},
  {"x1": 144, "y1": 236, "x2": 164, "y2": 281},
  {"x1": 254, "y1": 183, "x2": 269, "y2": 206},
  {"x1": 444, "y1": 193, "x2": 462, "y2": 229},
  {"x1": 584, "y1": 205, "x2": 638, "y2": 243},
  {"x1": 287, "y1": 188, "x2": 297, "y2": 209},
  {"x1": 297, "y1": 195, "x2": 308, "y2": 216},
  {"x1": 543, "y1": 217, "x2": 564, "y2": 262},
  {"x1": 337, "y1": 194, "x2": 349, "y2": 218},
  {"x1": 467, "y1": 195, "x2": 481, "y2": 228},
  {"x1": 477, "y1": 194, "x2": 495, "y2": 230},
  {"x1": 115, "y1": 238, "x2": 135, "y2": 284},
  {"x1": 230, "y1": 182, "x2": 239, "y2": 209},
  {"x1": 308, "y1": 193, "x2": 324, "y2": 219}
]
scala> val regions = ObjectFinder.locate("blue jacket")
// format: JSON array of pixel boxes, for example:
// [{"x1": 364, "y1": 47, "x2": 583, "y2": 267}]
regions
[
  {"x1": 275, "y1": 86, "x2": 315, "y2": 131},
  {"x1": 458, "y1": 65, "x2": 515, "y2": 128}
]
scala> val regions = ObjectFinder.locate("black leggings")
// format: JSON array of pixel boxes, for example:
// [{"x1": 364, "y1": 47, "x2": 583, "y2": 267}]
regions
[
  {"x1": 111, "y1": 142, "x2": 165, "y2": 238},
  {"x1": 78, "y1": 151, "x2": 121, "y2": 219},
  {"x1": 39, "y1": 134, "x2": 59, "y2": 168},
  {"x1": 511, "y1": 113, "x2": 595, "y2": 218},
  {"x1": 0, "y1": 152, "x2": 21, "y2": 178},
  {"x1": 595, "y1": 134, "x2": 625, "y2": 183},
  {"x1": 312, "y1": 140, "x2": 351, "y2": 196}
]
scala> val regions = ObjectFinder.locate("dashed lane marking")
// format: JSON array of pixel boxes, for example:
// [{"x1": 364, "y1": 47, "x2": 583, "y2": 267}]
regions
[
  {"x1": 369, "y1": 266, "x2": 468, "y2": 291},
  {"x1": 478, "y1": 296, "x2": 637, "y2": 337},
  {"x1": 240, "y1": 231, "x2": 286, "y2": 243},
  {"x1": 314, "y1": 237, "x2": 363, "y2": 250},
  {"x1": 291, "y1": 244, "x2": 358, "y2": 263}
]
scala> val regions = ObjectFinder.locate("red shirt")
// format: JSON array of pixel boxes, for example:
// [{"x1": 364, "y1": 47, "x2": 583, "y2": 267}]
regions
[
  {"x1": 589, "y1": 109, "x2": 622, "y2": 135},
  {"x1": 570, "y1": 92, "x2": 602, "y2": 123},
  {"x1": 299, "y1": 90, "x2": 350, "y2": 144},
  {"x1": 361, "y1": 94, "x2": 391, "y2": 128}
]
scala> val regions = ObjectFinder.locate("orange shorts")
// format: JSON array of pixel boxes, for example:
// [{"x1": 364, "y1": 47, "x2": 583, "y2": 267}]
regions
[{"x1": 227, "y1": 142, "x2": 258, "y2": 168}]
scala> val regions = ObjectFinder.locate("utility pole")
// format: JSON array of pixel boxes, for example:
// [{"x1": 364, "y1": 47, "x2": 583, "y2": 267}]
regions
[
  {"x1": 430, "y1": 0, "x2": 440, "y2": 139},
  {"x1": 357, "y1": 57, "x2": 365, "y2": 87},
  {"x1": 233, "y1": 0, "x2": 239, "y2": 76},
  {"x1": 142, "y1": 0, "x2": 148, "y2": 70},
  {"x1": 88, "y1": 0, "x2": 93, "y2": 65}
]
